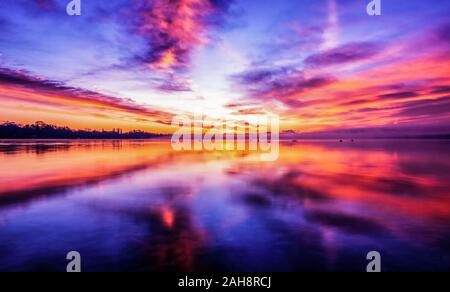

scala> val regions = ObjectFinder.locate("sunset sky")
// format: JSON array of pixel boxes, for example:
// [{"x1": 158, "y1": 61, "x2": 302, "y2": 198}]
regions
[{"x1": 0, "y1": 0, "x2": 449, "y2": 135}]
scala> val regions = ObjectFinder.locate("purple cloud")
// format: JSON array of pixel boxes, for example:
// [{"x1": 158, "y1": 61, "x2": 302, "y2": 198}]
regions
[
  {"x1": 397, "y1": 96, "x2": 450, "y2": 117},
  {"x1": 34, "y1": 0, "x2": 57, "y2": 10},
  {"x1": 431, "y1": 86, "x2": 450, "y2": 94},
  {"x1": 378, "y1": 91, "x2": 419, "y2": 100},
  {"x1": 232, "y1": 67, "x2": 335, "y2": 105},
  {"x1": 305, "y1": 42, "x2": 381, "y2": 66},
  {"x1": 129, "y1": 0, "x2": 234, "y2": 71}
]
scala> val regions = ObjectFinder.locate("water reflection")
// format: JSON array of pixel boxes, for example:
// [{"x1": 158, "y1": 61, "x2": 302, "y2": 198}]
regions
[{"x1": 0, "y1": 140, "x2": 449, "y2": 271}]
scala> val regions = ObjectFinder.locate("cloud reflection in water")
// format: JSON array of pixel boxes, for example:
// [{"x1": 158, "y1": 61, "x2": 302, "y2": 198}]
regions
[{"x1": 0, "y1": 140, "x2": 449, "y2": 271}]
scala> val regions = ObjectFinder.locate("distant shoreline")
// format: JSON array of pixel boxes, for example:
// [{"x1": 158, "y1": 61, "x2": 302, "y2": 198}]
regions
[
  {"x1": 1, "y1": 137, "x2": 450, "y2": 142},
  {"x1": 0, "y1": 122, "x2": 169, "y2": 140},
  {"x1": 2, "y1": 122, "x2": 450, "y2": 141}
]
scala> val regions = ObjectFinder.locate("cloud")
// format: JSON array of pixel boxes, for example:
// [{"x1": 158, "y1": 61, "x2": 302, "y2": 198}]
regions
[
  {"x1": 230, "y1": 108, "x2": 267, "y2": 115},
  {"x1": 321, "y1": 0, "x2": 339, "y2": 50},
  {"x1": 431, "y1": 85, "x2": 450, "y2": 94},
  {"x1": 233, "y1": 69, "x2": 277, "y2": 84},
  {"x1": 34, "y1": 0, "x2": 57, "y2": 10},
  {"x1": 130, "y1": 0, "x2": 234, "y2": 72},
  {"x1": 231, "y1": 67, "x2": 335, "y2": 104},
  {"x1": 397, "y1": 95, "x2": 450, "y2": 117},
  {"x1": 224, "y1": 102, "x2": 259, "y2": 109},
  {"x1": 155, "y1": 75, "x2": 192, "y2": 92},
  {"x1": 377, "y1": 91, "x2": 419, "y2": 100},
  {"x1": 305, "y1": 42, "x2": 381, "y2": 66},
  {"x1": 0, "y1": 67, "x2": 175, "y2": 122},
  {"x1": 436, "y1": 22, "x2": 450, "y2": 45}
]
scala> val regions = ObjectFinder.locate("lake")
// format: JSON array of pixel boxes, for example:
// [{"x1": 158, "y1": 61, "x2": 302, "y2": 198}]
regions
[{"x1": 0, "y1": 139, "x2": 449, "y2": 272}]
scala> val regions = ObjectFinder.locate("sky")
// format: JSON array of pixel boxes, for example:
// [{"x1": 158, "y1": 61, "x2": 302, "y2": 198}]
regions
[{"x1": 0, "y1": 0, "x2": 449, "y2": 135}]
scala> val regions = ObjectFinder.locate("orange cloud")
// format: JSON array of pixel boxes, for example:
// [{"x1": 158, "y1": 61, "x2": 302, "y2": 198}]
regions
[
  {"x1": 0, "y1": 68, "x2": 176, "y2": 132},
  {"x1": 280, "y1": 56, "x2": 450, "y2": 134}
]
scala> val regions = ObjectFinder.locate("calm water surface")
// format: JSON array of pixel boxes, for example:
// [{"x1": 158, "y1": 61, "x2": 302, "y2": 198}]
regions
[{"x1": 0, "y1": 140, "x2": 449, "y2": 272}]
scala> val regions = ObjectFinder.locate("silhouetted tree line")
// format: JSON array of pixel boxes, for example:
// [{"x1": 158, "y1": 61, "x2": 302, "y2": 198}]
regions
[{"x1": 0, "y1": 121, "x2": 168, "y2": 139}]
